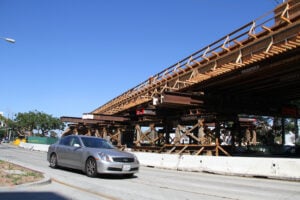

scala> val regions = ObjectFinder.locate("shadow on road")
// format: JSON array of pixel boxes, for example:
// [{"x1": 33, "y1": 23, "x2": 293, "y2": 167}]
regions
[
  {"x1": 0, "y1": 192, "x2": 68, "y2": 200},
  {"x1": 55, "y1": 166, "x2": 139, "y2": 180}
]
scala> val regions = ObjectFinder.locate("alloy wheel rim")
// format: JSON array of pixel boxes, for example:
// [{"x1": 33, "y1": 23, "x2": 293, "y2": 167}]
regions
[
  {"x1": 87, "y1": 159, "x2": 95, "y2": 175},
  {"x1": 50, "y1": 155, "x2": 56, "y2": 166}
]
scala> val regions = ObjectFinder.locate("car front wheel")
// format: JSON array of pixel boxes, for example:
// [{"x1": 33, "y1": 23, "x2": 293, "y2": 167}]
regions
[
  {"x1": 86, "y1": 157, "x2": 97, "y2": 177},
  {"x1": 50, "y1": 153, "x2": 58, "y2": 168}
]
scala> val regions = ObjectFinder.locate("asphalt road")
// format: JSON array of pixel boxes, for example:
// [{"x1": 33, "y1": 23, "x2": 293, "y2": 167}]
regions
[{"x1": 0, "y1": 144, "x2": 300, "y2": 200}]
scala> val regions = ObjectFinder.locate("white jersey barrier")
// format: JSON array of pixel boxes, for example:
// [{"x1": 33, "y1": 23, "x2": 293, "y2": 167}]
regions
[
  {"x1": 19, "y1": 142, "x2": 50, "y2": 152},
  {"x1": 18, "y1": 142, "x2": 300, "y2": 180},
  {"x1": 135, "y1": 152, "x2": 300, "y2": 181}
]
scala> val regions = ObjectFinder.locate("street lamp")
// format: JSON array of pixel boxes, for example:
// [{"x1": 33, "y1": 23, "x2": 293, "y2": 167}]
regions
[{"x1": 0, "y1": 37, "x2": 15, "y2": 43}]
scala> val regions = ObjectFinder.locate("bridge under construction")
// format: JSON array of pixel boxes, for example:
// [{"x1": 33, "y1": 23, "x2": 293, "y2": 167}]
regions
[{"x1": 61, "y1": 0, "x2": 300, "y2": 156}]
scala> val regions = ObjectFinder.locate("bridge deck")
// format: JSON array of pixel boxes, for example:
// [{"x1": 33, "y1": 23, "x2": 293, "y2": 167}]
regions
[{"x1": 92, "y1": 0, "x2": 300, "y2": 116}]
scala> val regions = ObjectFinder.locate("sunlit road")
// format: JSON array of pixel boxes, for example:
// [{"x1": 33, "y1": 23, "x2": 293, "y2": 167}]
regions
[{"x1": 0, "y1": 144, "x2": 300, "y2": 200}]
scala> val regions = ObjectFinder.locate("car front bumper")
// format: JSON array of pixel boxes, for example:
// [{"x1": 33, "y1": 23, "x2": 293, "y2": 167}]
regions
[{"x1": 97, "y1": 161, "x2": 139, "y2": 174}]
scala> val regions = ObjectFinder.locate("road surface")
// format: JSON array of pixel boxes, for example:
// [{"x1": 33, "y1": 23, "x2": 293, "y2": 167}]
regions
[{"x1": 0, "y1": 144, "x2": 299, "y2": 200}]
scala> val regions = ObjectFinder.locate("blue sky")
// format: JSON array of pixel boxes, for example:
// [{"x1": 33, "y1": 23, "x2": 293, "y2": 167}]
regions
[{"x1": 0, "y1": 0, "x2": 279, "y2": 118}]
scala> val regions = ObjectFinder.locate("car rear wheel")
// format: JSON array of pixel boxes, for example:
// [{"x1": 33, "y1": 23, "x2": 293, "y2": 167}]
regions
[
  {"x1": 50, "y1": 153, "x2": 58, "y2": 168},
  {"x1": 86, "y1": 157, "x2": 97, "y2": 177}
]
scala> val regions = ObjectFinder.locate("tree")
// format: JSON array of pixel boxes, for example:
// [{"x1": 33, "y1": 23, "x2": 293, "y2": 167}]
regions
[
  {"x1": 0, "y1": 127, "x2": 6, "y2": 139},
  {"x1": 0, "y1": 114, "x2": 6, "y2": 138},
  {"x1": 0, "y1": 114, "x2": 13, "y2": 139},
  {"x1": 13, "y1": 110, "x2": 65, "y2": 137}
]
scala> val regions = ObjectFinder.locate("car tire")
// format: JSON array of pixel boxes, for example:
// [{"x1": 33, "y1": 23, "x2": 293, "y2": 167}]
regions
[
  {"x1": 50, "y1": 153, "x2": 58, "y2": 168},
  {"x1": 86, "y1": 157, "x2": 98, "y2": 177}
]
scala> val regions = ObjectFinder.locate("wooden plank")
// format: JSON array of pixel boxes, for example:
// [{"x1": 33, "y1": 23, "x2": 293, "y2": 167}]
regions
[
  {"x1": 218, "y1": 146, "x2": 231, "y2": 156},
  {"x1": 178, "y1": 145, "x2": 189, "y2": 154},
  {"x1": 168, "y1": 146, "x2": 177, "y2": 154},
  {"x1": 195, "y1": 147, "x2": 205, "y2": 155},
  {"x1": 158, "y1": 145, "x2": 166, "y2": 153}
]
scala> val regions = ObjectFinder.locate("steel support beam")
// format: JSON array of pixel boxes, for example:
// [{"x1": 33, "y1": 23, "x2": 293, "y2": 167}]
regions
[{"x1": 160, "y1": 92, "x2": 204, "y2": 106}]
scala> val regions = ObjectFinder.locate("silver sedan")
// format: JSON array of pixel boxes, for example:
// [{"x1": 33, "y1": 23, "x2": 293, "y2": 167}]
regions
[{"x1": 47, "y1": 135, "x2": 139, "y2": 177}]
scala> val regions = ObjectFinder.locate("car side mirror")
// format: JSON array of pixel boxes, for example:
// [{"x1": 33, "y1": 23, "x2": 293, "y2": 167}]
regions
[{"x1": 74, "y1": 143, "x2": 81, "y2": 148}]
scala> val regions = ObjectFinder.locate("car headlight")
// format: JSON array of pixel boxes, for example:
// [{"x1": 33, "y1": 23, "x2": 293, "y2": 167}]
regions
[
  {"x1": 98, "y1": 152, "x2": 113, "y2": 162},
  {"x1": 134, "y1": 155, "x2": 140, "y2": 164}
]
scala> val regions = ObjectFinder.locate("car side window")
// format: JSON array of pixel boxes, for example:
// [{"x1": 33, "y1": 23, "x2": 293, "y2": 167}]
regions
[
  {"x1": 59, "y1": 136, "x2": 72, "y2": 146},
  {"x1": 70, "y1": 137, "x2": 81, "y2": 147}
]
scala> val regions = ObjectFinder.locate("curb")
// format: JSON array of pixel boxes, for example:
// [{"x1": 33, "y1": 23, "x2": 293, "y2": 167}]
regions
[
  {"x1": 0, "y1": 174, "x2": 52, "y2": 191},
  {"x1": 0, "y1": 147, "x2": 52, "y2": 191}
]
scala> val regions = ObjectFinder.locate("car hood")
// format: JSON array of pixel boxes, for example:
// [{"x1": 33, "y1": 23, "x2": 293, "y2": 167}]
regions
[{"x1": 87, "y1": 148, "x2": 134, "y2": 158}]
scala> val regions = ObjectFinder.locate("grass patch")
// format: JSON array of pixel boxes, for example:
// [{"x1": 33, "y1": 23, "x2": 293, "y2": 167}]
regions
[{"x1": 0, "y1": 160, "x2": 44, "y2": 186}]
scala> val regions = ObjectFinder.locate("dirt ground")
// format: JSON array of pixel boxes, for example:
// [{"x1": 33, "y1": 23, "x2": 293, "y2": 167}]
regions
[{"x1": 0, "y1": 160, "x2": 44, "y2": 187}]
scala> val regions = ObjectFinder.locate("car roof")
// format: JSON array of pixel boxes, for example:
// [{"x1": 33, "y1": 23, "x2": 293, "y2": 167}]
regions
[{"x1": 64, "y1": 135, "x2": 105, "y2": 140}]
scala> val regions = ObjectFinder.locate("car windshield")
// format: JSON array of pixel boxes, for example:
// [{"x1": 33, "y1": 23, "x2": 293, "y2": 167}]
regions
[{"x1": 81, "y1": 137, "x2": 115, "y2": 149}]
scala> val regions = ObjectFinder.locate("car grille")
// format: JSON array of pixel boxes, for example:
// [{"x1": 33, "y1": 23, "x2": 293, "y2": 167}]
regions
[
  {"x1": 107, "y1": 167, "x2": 122, "y2": 171},
  {"x1": 113, "y1": 157, "x2": 134, "y2": 163},
  {"x1": 107, "y1": 167, "x2": 139, "y2": 172}
]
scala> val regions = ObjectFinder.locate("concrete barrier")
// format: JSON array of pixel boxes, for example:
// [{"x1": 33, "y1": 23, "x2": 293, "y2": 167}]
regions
[
  {"x1": 135, "y1": 153, "x2": 300, "y2": 181},
  {"x1": 135, "y1": 152, "x2": 163, "y2": 168},
  {"x1": 178, "y1": 155, "x2": 300, "y2": 180},
  {"x1": 17, "y1": 143, "x2": 300, "y2": 181},
  {"x1": 19, "y1": 142, "x2": 49, "y2": 152}
]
